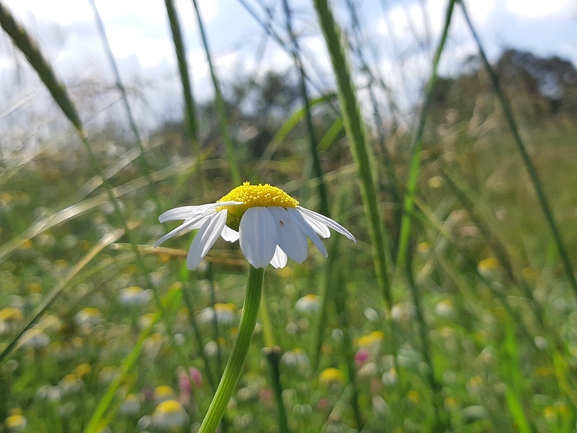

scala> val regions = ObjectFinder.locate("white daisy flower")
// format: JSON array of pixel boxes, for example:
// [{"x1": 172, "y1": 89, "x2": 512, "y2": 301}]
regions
[{"x1": 155, "y1": 182, "x2": 356, "y2": 270}]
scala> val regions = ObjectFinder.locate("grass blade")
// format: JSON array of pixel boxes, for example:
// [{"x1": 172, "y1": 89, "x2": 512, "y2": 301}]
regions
[
  {"x1": 395, "y1": 0, "x2": 456, "y2": 271},
  {"x1": 312, "y1": 0, "x2": 392, "y2": 310},
  {"x1": 459, "y1": 0, "x2": 577, "y2": 296},
  {"x1": 283, "y1": 0, "x2": 329, "y2": 215},
  {"x1": 164, "y1": 0, "x2": 199, "y2": 148},
  {"x1": 0, "y1": 2, "x2": 82, "y2": 130},
  {"x1": 190, "y1": 0, "x2": 241, "y2": 186}
]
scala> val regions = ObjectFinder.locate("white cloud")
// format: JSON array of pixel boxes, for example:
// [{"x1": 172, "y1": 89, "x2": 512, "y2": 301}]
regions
[{"x1": 506, "y1": 0, "x2": 573, "y2": 18}]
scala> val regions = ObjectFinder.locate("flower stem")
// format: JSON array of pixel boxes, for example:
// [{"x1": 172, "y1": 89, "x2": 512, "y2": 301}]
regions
[{"x1": 198, "y1": 265, "x2": 265, "y2": 433}]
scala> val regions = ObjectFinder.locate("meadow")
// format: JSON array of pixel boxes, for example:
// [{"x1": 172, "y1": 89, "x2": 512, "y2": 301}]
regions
[{"x1": 1, "y1": 0, "x2": 577, "y2": 432}]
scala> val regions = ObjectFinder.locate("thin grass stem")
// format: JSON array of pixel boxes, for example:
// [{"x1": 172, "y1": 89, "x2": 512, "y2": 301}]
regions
[
  {"x1": 190, "y1": 0, "x2": 241, "y2": 186},
  {"x1": 396, "y1": 0, "x2": 456, "y2": 271},
  {"x1": 282, "y1": 0, "x2": 329, "y2": 216},
  {"x1": 459, "y1": 0, "x2": 577, "y2": 296},
  {"x1": 88, "y1": 0, "x2": 160, "y2": 208},
  {"x1": 264, "y1": 347, "x2": 290, "y2": 433}
]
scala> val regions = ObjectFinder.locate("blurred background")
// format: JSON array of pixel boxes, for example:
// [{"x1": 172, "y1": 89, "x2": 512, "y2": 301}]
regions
[{"x1": 1, "y1": 0, "x2": 577, "y2": 432}]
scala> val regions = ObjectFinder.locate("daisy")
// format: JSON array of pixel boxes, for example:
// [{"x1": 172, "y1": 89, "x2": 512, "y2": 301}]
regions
[{"x1": 155, "y1": 182, "x2": 356, "y2": 270}]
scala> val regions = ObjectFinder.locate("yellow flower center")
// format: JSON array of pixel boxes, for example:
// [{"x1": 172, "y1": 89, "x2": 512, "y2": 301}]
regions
[
  {"x1": 217, "y1": 182, "x2": 298, "y2": 230},
  {"x1": 155, "y1": 399, "x2": 184, "y2": 414}
]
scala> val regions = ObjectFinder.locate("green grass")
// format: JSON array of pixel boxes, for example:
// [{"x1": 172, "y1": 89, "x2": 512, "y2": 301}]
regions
[{"x1": 1, "y1": 0, "x2": 577, "y2": 432}]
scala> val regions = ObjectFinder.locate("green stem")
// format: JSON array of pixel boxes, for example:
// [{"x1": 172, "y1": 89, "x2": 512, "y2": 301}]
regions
[
  {"x1": 164, "y1": 0, "x2": 198, "y2": 147},
  {"x1": 264, "y1": 347, "x2": 290, "y2": 433},
  {"x1": 312, "y1": 0, "x2": 392, "y2": 310},
  {"x1": 198, "y1": 266, "x2": 265, "y2": 433}
]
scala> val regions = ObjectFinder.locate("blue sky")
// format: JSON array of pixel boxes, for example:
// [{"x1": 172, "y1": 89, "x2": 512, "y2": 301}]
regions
[{"x1": 1, "y1": 0, "x2": 576, "y2": 132}]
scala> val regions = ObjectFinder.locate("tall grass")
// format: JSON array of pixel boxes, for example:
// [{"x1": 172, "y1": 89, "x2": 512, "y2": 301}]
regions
[{"x1": 1, "y1": 0, "x2": 577, "y2": 431}]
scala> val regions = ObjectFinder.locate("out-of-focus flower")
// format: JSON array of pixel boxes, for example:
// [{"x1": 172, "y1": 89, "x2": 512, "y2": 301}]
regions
[
  {"x1": 391, "y1": 303, "x2": 415, "y2": 325},
  {"x1": 381, "y1": 368, "x2": 397, "y2": 386},
  {"x1": 74, "y1": 308, "x2": 102, "y2": 327},
  {"x1": 478, "y1": 257, "x2": 500, "y2": 279},
  {"x1": 154, "y1": 385, "x2": 176, "y2": 403},
  {"x1": 434, "y1": 299, "x2": 455, "y2": 318},
  {"x1": 357, "y1": 362, "x2": 378, "y2": 379},
  {"x1": 152, "y1": 400, "x2": 187, "y2": 429},
  {"x1": 277, "y1": 267, "x2": 294, "y2": 278},
  {"x1": 355, "y1": 349, "x2": 370, "y2": 368},
  {"x1": 36, "y1": 386, "x2": 62, "y2": 402},
  {"x1": 4, "y1": 409, "x2": 26, "y2": 431},
  {"x1": 444, "y1": 396, "x2": 460, "y2": 411},
  {"x1": 203, "y1": 339, "x2": 225, "y2": 358},
  {"x1": 295, "y1": 294, "x2": 321, "y2": 313},
  {"x1": 19, "y1": 327, "x2": 50, "y2": 349},
  {"x1": 427, "y1": 176, "x2": 444, "y2": 189},
  {"x1": 118, "y1": 286, "x2": 151, "y2": 306},
  {"x1": 467, "y1": 375, "x2": 484, "y2": 395},
  {"x1": 407, "y1": 390, "x2": 420, "y2": 404},
  {"x1": 355, "y1": 331, "x2": 384, "y2": 360},
  {"x1": 138, "y1": 313, "x2": 157, "y2": 330},
  {"x1": 155, "y1": 182, "x2": 355, "y2": 269},
  {"x1": 521, "y1": 267, "x2": 540, "y2": 281},
  {"x1": 58, "y1": 374, "x2": 83, "y2": 395},
  {"x1": 178, "y1": 368, "x2": 202, "y2": 404},
  {"x1": 0, "y1": 307, "x2": 23, "y2": 323},
  {"x1": 99, "y1": 366, "x2": 120, "y2": 385},
  {"x1": 119, "y1": 393, "x2": 141, "y2": 416},
  {"x1": 197, "y1": 303, "x2": 237, "y2": 325},
  {"x1": 74, "y1": 363, "x2": 92, "y2": 378},
  {"x1": 416, "y1": 241, "x2": 432, "y2": 256},
  {"x1": 319, "y1": 368, "x2": 345, "y2": 387},
  {"x1": 0, "y1": 307, "x2": 24, "y2": 335},
  {"x1": 281, "y1": 348, "x2": 309, "y2": 371},
  {"x1": 40, "y1": 315, "x2": 62, "y2": 332}
]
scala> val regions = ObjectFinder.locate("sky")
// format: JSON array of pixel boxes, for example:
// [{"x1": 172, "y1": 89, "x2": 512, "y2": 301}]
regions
[{"x1": 0, "y1": 0, "x2": 576, "y2": 135}]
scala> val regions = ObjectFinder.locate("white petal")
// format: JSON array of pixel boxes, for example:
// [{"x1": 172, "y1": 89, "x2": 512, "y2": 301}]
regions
[
  {"x1": 268, "y1": 207, "x2": 308, "y2": 263},
  {"x1": 300, "y1": 212, "x2": 330, "y2": 238},
  {"x1": 270, "y1": 246, "x2": 288, "y2": 269},
  {"x1": 158, "y1": 206, "x2": 198, "y2": 223},
  {"x1": 158, "y1": 201, "x2": 243, "y2": 223},
  {"x1": 186, "y1": 210, "x2": 228, "y2": 270},
  {"x1": 221, "y1": 225, "x2": 239, "y2": 242},
  {"x1": 296, "y1": 206, "x2": 356, "y2": 242},
  {"x1": 239, "y1": 207, "x2": 278, "y2": 268},
  {"x1": 154, "y1": 213, "x2": 209, "y2": 247},
  {"x1": 287, "y1": 207, "x2": 328, "y2": 257}
]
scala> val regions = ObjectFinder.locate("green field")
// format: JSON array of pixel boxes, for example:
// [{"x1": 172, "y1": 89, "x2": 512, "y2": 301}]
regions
[{"x1": 1, "y1": 1, "x2": 577, "y2": 432}]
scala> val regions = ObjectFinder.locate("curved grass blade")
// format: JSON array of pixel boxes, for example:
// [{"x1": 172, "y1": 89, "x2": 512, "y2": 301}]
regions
[
  {"x1": 318, "y1": 116, "x2": 343, "y2": 152},
  {"x1": 0, "y1": 156, "x2": 197, "y2": 264},
  {"x1": 0, "y1": 1, "x2": 82, "y2": 129}
]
